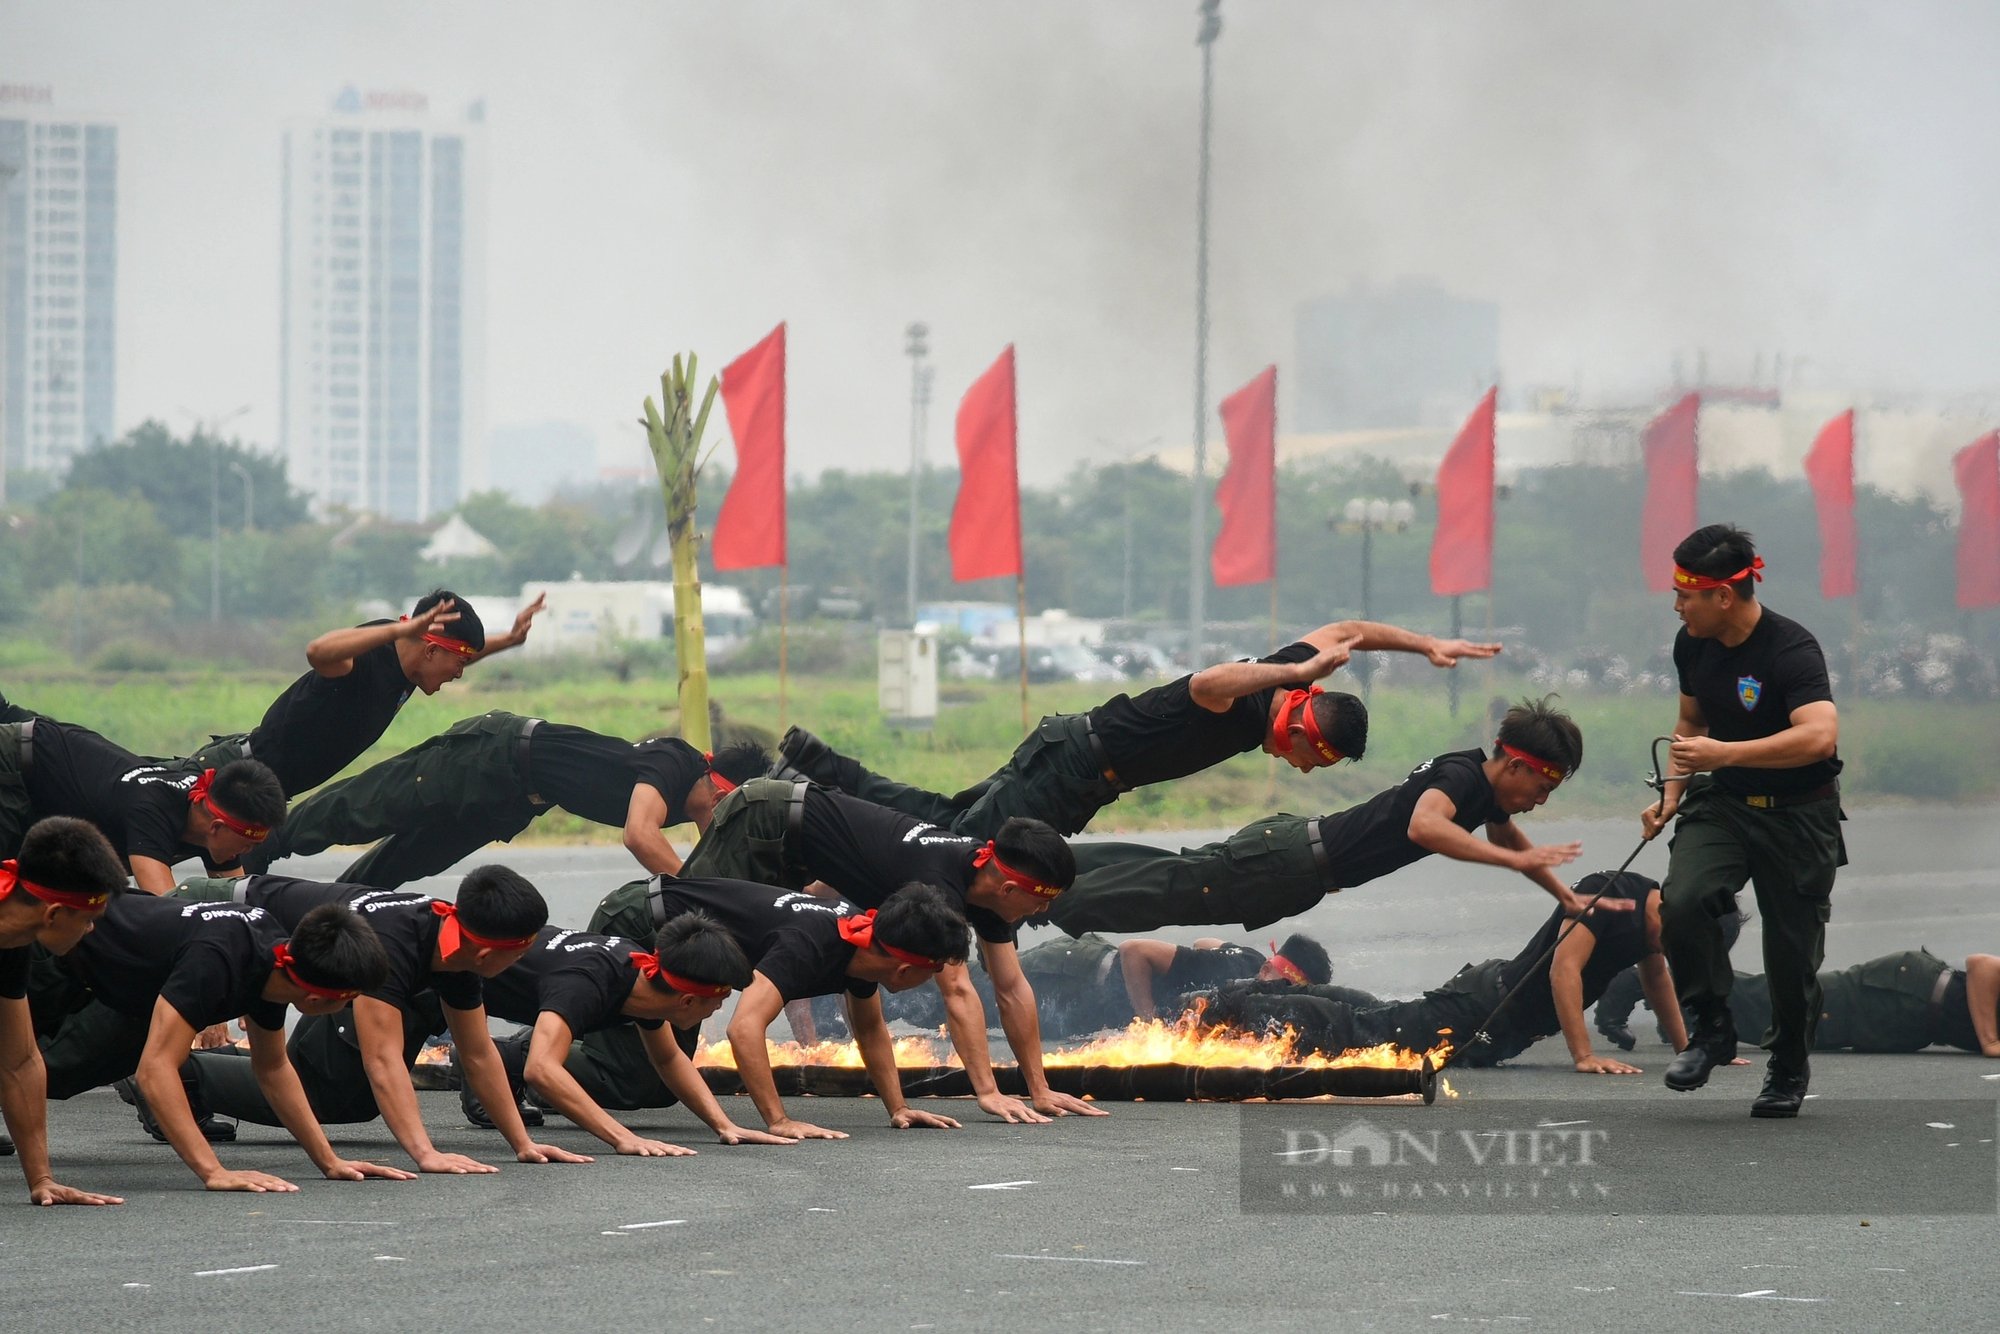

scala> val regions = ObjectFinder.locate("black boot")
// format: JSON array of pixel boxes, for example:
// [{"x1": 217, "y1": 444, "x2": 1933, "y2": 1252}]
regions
[
  {"x1": 777, "y1": 726, "x2": 864, "y2": 791},
  {"x1": 459, "y1": 1036, "x2": 543, "y2": 1129},
  {"x1": 115, "y1": 1073, "x2": 238, "y2": 1143},
  {"x1": 1663, "y1": 1011, "x2": 1737, "y2": 1092},
  {"x1": 1750, "y1": 1057, "x2": 1810, "y2": 1119},
  {"x1": 0, "y1": 1131, "x2": 12, "y2": 1155},
  {"x1": 1597, "y1": 1017, "x2": 1637, "y2": 1052}
]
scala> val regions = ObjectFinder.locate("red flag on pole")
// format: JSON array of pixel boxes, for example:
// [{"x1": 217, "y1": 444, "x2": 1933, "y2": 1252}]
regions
[
  {"x1": 1640, "y1": 393, "x2": 1700, "y2": 591},
  {"x1": 712, "y1": 323, "x2": 787, "y2": 570},
  {"x1": 1954, "y1": 431, "x2": 2000, "y2": 611},
  {"x1": 1430, "y1": 386, "x2": 1497, "y2": 596},
  {"x1": 1802, "y1": 409, "x2": 1858, "y2": 599},
  {"x1": 1211, "y1": 365, "x2": 1277, "y2": 587},
  {"x1": 949, "y1": 346, "x2": 1021, "y2": 582}
]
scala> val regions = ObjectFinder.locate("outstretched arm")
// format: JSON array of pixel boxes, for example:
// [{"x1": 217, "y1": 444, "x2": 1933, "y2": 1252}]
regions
[
  {"x1": 637, "y1": 1025, "x2": 796, "y2": 1145},
  {"x1": 473, "y1": 592, "x2": 547, "y2": 660},
  {"x1": 1407, "y1": 790, "x2": 1581, "y2": 898},
  {"x1": 245, "y1": 1015, "x2": 414, "y2": 1184},
  {"x1": 524, "y1": 1013, "x2": 685, "y2": 1157},
  {"x1": 353, "y1": 995, "x2": 495, "y2": 1174},
  {"x1": 305, "y1": 602, "x2": 456, "y2": 677},
  {"x1": 848, "y1": 992, "x2": 958, "y2": 1129},
  {"x1": 935, "y1": 961, "x2": 1047, "y2": 1124},
  {"x1": 727, "y1": 974, "x2": 846, "y2": 1140},
  {"x1": 985, "y1": 940, "x2": 1106, "y2": 1119},
  {"x1": 1303, "y1": 619, "x2": 1500, "y2": 667},
  {"x1": 1550, "y1": 922, "x2": 1639, "y2": 1074},
  {"x1": 1, "y1": 997, "x2": 122, "y2": 1206}
]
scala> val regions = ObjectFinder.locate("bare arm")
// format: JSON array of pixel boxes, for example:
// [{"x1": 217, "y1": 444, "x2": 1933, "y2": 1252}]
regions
[
  {"x1": 1967, "y1": 955, "x2": 2000, "y2": 1057},
  {"x1": 305, "y1": 611, "x2": 443, "y2": 677},
  {"x1": 245, "y1": 1015, "x2": 414, "y2": 1184},
  {"x1": 636, "y1": 1024, "x2": 795, "y2": 1145},
  {"x1": 1407, "y1": 789, "x2": 1581, "y2": 891},
  {"x1": 1117, "y1": 940, "x2": 1180, "y2": 1019},
  {"x1": 1550, "y1": 922, "x2": 1638, "y2": 1074},
  {"x1": 352, "y1": 995, "x2": 496, "y2": 1173},
  {"x1": 138, "y1": 1002, "x2": 297, "y2": 1192},
  {"x1": 472, "y1": 592, "x2": 546, "y2": 660},
  {"x1": 984, "y1": 940, "x2": 1105, "y2": 1118},
  {"x1": 1306, "y1": 618, "x2": 1501, "y2": 666},
  {"x1": 524, "y1": 1013, "x2": 688, "y2": 1156},
  {"x1": 1636, "y1": 953, "x2": 1688, "y2": 1053},
  {"x1": 935, "y1": 960, "x2": 1047, "y2": 1124},
  {"x1": 727, "y1": 974, "x2": 846, "y2": 1139},
  {"x1": 448, "y1": 1005, "x2": 589, "y2": 1164},
  {"x1": 847, "y1": 992, "x2": 958, "y2": 1129},
  {"x1": 1482, "y1": 818, "x2": 1584, "y2": 909},
  {"x1": 622, "y1": 785, "x2": 685, "y2": 877},
  {"x1": 1186, "y1": 635, "x2": 1359, "y2": 712},
  {"x1": 1668, "y1": 700, "x2": 1839, "y2": 776},
  {"x1": 1642, "y1": 694, "x2": 1708, "y2": 838},
  {"x1": 129, "y1": 856, "x2": 179, "y2": 896},
  {"x1": 1, "y1": 996, "x2": 122, "y2": 1205}
]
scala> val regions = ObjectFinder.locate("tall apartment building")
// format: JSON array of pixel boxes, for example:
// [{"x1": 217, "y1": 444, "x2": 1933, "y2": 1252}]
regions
[
  {"x1": 1, "y1": 86, "x2": 117, "y2": 497},
  {"x1": 280, "y1": 88, "x2": 485, "y2": 520}
]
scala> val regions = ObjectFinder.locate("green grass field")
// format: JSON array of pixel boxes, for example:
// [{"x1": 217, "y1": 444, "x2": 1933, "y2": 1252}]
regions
[{"x1": 7, "y1": 659, "x2": 1995, "y2": 842}]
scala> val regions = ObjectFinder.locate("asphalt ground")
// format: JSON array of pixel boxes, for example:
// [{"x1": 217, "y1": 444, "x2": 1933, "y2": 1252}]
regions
[{"x1": 5, "y1": 807, "x2": 1996, "y2": 1331}]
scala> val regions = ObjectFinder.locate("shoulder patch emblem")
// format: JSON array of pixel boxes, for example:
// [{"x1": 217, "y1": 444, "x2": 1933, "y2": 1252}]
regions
[{"x1": 1736, "y1": 676, "x2": 1762, "y2": 710}]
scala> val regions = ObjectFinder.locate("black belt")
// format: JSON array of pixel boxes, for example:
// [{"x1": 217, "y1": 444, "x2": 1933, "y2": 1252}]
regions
[
  {"x1": 786, "y1": 777, "x2": 809, "y2": 841},
  {"x1": 517, "y1": 716, "x2": 546, "y2": 806},
  {"x1": 1928, "y1": 966, "x2": 1957, "y2": 1028},
  {"x1": 1306, "y1": 819, "x2": 1337, "y2": 891},
  {"x1": 16, "y1": 716, "x2": 33, "y2": 775},
  {"x1": 1080, "y1": 715, "x2": 1123, "y2": 790},
  {"x1": 648, "y1": 878, "x2": 673, "y2": 929},
  {"x1": 1736, "y1": 781, "x2": 1838, "y2": 810}
]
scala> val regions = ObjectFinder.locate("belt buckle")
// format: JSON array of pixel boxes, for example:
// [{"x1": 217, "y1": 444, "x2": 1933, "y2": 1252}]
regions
[{"x1": 1745, "y1": 794, "x2": 1773, "y2": 809}]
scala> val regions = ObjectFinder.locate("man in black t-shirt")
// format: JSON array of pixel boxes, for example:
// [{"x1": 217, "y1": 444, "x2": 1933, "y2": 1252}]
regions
[
  {"x1": 1644, "y1": 526, "x2": 1845, "y2": 1118},
  {"x1": 179, "y1": 589, "x2": 544, "y2": 797},
  {"x1": 246, "y1": 711, "x2": 770, "y2": 886},
  {"x1": 994, "y1": 932, "x2": 1331, "y2": 1040},
  {"x1": 778, "y1": 617, "x2": 1500, "y2": 840},
  {"x1": 1213, "y1": 873, "x2": 1680, "y2": 1072},
  {"x1": 0, "y1": 818, "x2": 125, "y2": 1200},
  {"x1": 0, "y1": 719, "x2": 289, "y2": 894},
  {"x1": 176, "y1": 866, "x2": 593, "y2": 1173},
  {"x1": 679, "y1": 783, "x2": 1101, "y2": 1124},
  {"x1": 475, "y1": 913, "x2": 799, "y2": 1154},
  {"x1": 1046, "y1": 698, "x2": 1593, "y2": 936},
  {"x1": 27, "y1": 894, "x2": 416, "y2": 1192}
]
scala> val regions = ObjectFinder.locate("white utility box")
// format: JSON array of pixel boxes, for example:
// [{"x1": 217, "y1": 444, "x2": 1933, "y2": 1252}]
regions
[{"x1": 878, "y1": 629, "x2": 938, "y2": 729}]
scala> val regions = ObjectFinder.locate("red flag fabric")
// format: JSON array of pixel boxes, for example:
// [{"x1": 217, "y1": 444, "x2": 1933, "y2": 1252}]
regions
[
  {"x1": 1802, "y1": 409, "x2": 1858, "y2": 599},
  {"x1": 712, "y1": 323, "x2": 787, "y2": 570},
  {"x1": 1211, "y1": 365, "x2": 1278, "y2": 587},
  {"x1": 1954, "y1": 431, "x2": 2000, "y2": 611},
  {"x1": 1641, "y1": 393, "x2": 1701, "y2": 591},
  {"x1": 949, "y1": 346, "x2": 1022, "y2": 582},
  {"x1": 1430, "y1": 386, "x2": 1497, "y2": 596}
]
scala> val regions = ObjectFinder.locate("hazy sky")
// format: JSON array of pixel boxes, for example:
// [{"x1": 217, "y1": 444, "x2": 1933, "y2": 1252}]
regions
[{"x1": 8, "y1": 1, "x2": 2000, "y2": 486}]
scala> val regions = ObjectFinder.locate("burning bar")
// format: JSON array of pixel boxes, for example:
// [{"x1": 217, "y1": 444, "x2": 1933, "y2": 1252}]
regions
[{"x1": 698, "y1": 1056, "x2": 1436, "y2": 1105}]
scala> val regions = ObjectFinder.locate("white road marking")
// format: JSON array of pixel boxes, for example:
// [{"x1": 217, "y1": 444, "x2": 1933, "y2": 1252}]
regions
[
  {"x1": 1170, "y1": 1167, "x2": 1200, "y2": 1172},
  {"x1": 1675, "y1": 1289, "x2": 1826, "y2": 1303},
  {"x1": 1538, "y1": 1119, "x2": 1591, "y2": 1128},
  {"x1": 193, "y1": 1265, "x2": 278, "y2": 1278},
  {"x1": 122, "y1": 1283, "x2": 150, "y2": 1289},
  {"x1": 807, "y1": 1207, "x2": 837, "y2": 1213},
  {"x1": 968, "y1": 1180, "x2": 1037, "y2": 1191},
  {"x1": 373, "y1": 1256, "x2": 407, "y2": 1263},
  {"x1": 617, "y1": 1219, "x2": 686, "y2": 1230},
  {"x1": 269, "y1": 1219, "x2": 398, "y2": 1226},
  {"x1": 1925, "y1": 1122, "x2": 1955, "y2": 1130},
  {"x1": 996, "y1": 1253, "x2": 1146, "y2": 1266}
]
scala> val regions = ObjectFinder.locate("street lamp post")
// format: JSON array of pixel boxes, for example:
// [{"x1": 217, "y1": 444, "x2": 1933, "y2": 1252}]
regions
[
  {"x1": 194, "y1": 404, "x2": 253, "y2": 624},
  {"x1": 229, "y1": 461, "x2": 255, "y2": 533},
  {"x1": 904, "y1": 322, "x2": 932, "y2": 628},
  {"x1": 1189, "y1": 0, "x2": 1222, "y2": 667},
  {"x1": 1334, "y1": 496, "x2": 1414, "y2": 695}
]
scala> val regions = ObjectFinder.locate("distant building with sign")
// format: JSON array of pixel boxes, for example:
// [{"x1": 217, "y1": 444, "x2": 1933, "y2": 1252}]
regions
[
  {"x1": 279, "y1": 88, "x2": 486, "y2": 519},
  {"x1": 1, "y1": 87, "x2": 117, "y2": 497}
]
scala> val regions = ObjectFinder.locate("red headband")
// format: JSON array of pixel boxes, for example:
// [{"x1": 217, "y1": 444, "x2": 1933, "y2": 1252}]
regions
[
  {"x1": 400, "y1": 615, "x2": 479, "y2": 659},
  {"x1": 1499, "y1": 742, "x2": 1568, "y2": 783},
  {"x1": 0, "y1": 859, "x2": 110, "y2": 911},
  {"x1": 187, "y1": 769, "x2": 271, "y2": 842},
  {"x1": 971, "y1": 842, "x2": 1062, "y2": 899},
  {"x1": 431, "y1": 900, "x2": 539, "y2": 956},
  {"x1": 1272, "y1": 686, "x2": 1342, "y2": 764},
  {"x1": 1266, "y1": 942, "x2": 1308, "y2": 985},
  {"x1": 1671, "y1": 556, "x2": 1764, "y2": 591},
  {"x1": 703, "y1": 754, "x2": 738, "y2": 797},
  {"x1": 836, "y1": 910, "x2": 946, "y2": 972},
  {"x1": 272, "y1": 942, "x2": 361, "y2": 1003},
  {"x1": 629, "y1": 950, "x2": 733, "y2": 998}
]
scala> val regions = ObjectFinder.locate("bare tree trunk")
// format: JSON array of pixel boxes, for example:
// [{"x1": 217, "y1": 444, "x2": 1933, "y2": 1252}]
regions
[{"x1": 642, "y1": 354, "x2": 720, "y2": 752}]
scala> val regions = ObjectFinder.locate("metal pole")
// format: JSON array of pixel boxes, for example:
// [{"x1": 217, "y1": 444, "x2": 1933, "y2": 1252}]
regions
[
  {"x1": 231, "y1": 461, "x2": 255, "y2": 531},
  {"x1": 209, "y1": 435, "x2": 221, "y2": 624},
  {"x1": 1358, "y1": 523, "x2": 1373, "y2": 697},
  {"x1": 1449, "y1": 594, "x2": 1462, "y2": 718},
  {"x1": 1122, "y1": 477, "x2": 1135, "y2": 621},
  {"x1": 1190, "y1": 0, "x2": 1221, "y2": 667},
  {"x1": 905, "y1": 322, "x2": 930, "y2": 628}
]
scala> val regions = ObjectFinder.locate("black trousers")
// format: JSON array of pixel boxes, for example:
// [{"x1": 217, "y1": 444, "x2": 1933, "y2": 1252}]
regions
[{"x1": 187, "y1": 995, "x2": 445, "y2": 1126}]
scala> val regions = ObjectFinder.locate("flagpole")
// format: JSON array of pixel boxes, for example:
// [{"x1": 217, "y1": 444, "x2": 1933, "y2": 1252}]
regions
[
  {"x1": 1267, "y1": 576, "x2": 1279, "y2": 806},
  {"x1": 1015, "y1": 573, "x2": 1031, "y2": 732},
  {"x1": 779, "y1": 564, "x2": 790, "y2": 729},
  {"x1": 1449, "y1": 594, "x2": 1462, "y2": 719}
]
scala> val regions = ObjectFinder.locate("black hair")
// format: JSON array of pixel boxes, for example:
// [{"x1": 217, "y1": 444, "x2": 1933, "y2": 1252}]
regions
[
  {"x1": 872, "y1": 883, "x2": 971, "y2": 965},
  {"x1": 707, "y1": 741, "x2": 772, "y2": 789},
  {"x1": 413, "y1": 588, "x2": 486, "y2": 650},
  {"x1": 1672, "y1": 524, "x2": 1760, "y2": 599},
  {"x1": 11, "y1": 816, "x2": 126, "y2": 903},
  {"x1": 647, "y1": 911, "x2": 753, "y2": 992},
  {"x1": 1306, "y1": 690, "x2": 1368, "y2": 761},
  {"x1": 210, "y1": 760, "x2": 288, "y2": 833},
  {"x1": 992, "y1": 817, "x2": 1076, "y2": 891},
  {"x1": 1495, "y1": 695, "x2": 1583, "y2": 777},
  {"x1": 1275, "y1": 932, "x2": 1332, "y2": 985},
  {"x1": 453, "y1": 864, "x2": 548, "y2": 941},
  {"x1": 286, "y1": 902, "x2": 391, "y2": 992}
]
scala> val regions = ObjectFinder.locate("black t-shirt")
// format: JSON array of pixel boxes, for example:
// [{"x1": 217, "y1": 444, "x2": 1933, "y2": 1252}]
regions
[
  {"x1": 651, "y1": 877, "x2": 875, "y2": 1004},
  {"x1": 1937, "y1": 969, "x2": 1980, "y2": 1052},
  {"x1": 1674, "y1": 606, "x2": 1842, "y2": 796},
  {"x1": 1091, "y1": 641, "x2": 1319, "y2": 787},
  {"x1": 23, "y1": 722, "x2": 228, "y2": 873},
  {"x1": 527, "y1": 727, "x2": 707, "y2": 828},
  {"x1": 67, "y1": 894, "x2": 289, "y2": 1031},
  {"x1": 1496, "y1": 876, "x2": 1659, "y2": 1039},
  {"x1": 480, "y1": 926, "x2": 660, "y2": 1036},
  {"x1": 0, "y1": 944, "x2": 26, "y2": 1000},
  {"x1": 248, "y1": 627, "x2": 416, "y2": 795},
  {"x1": 800, "y1": 789, "x2": 1014, "y2": 946},
  {"x1": 1163, "y1": 943, "x2": 1266, "y2": 996},
  {"x1": 242, "y1": 875, "x2": 483, "y2": 1015},
  {"x1": 1314, "y1": 750, "x2": 1504, "y2": 890}
]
